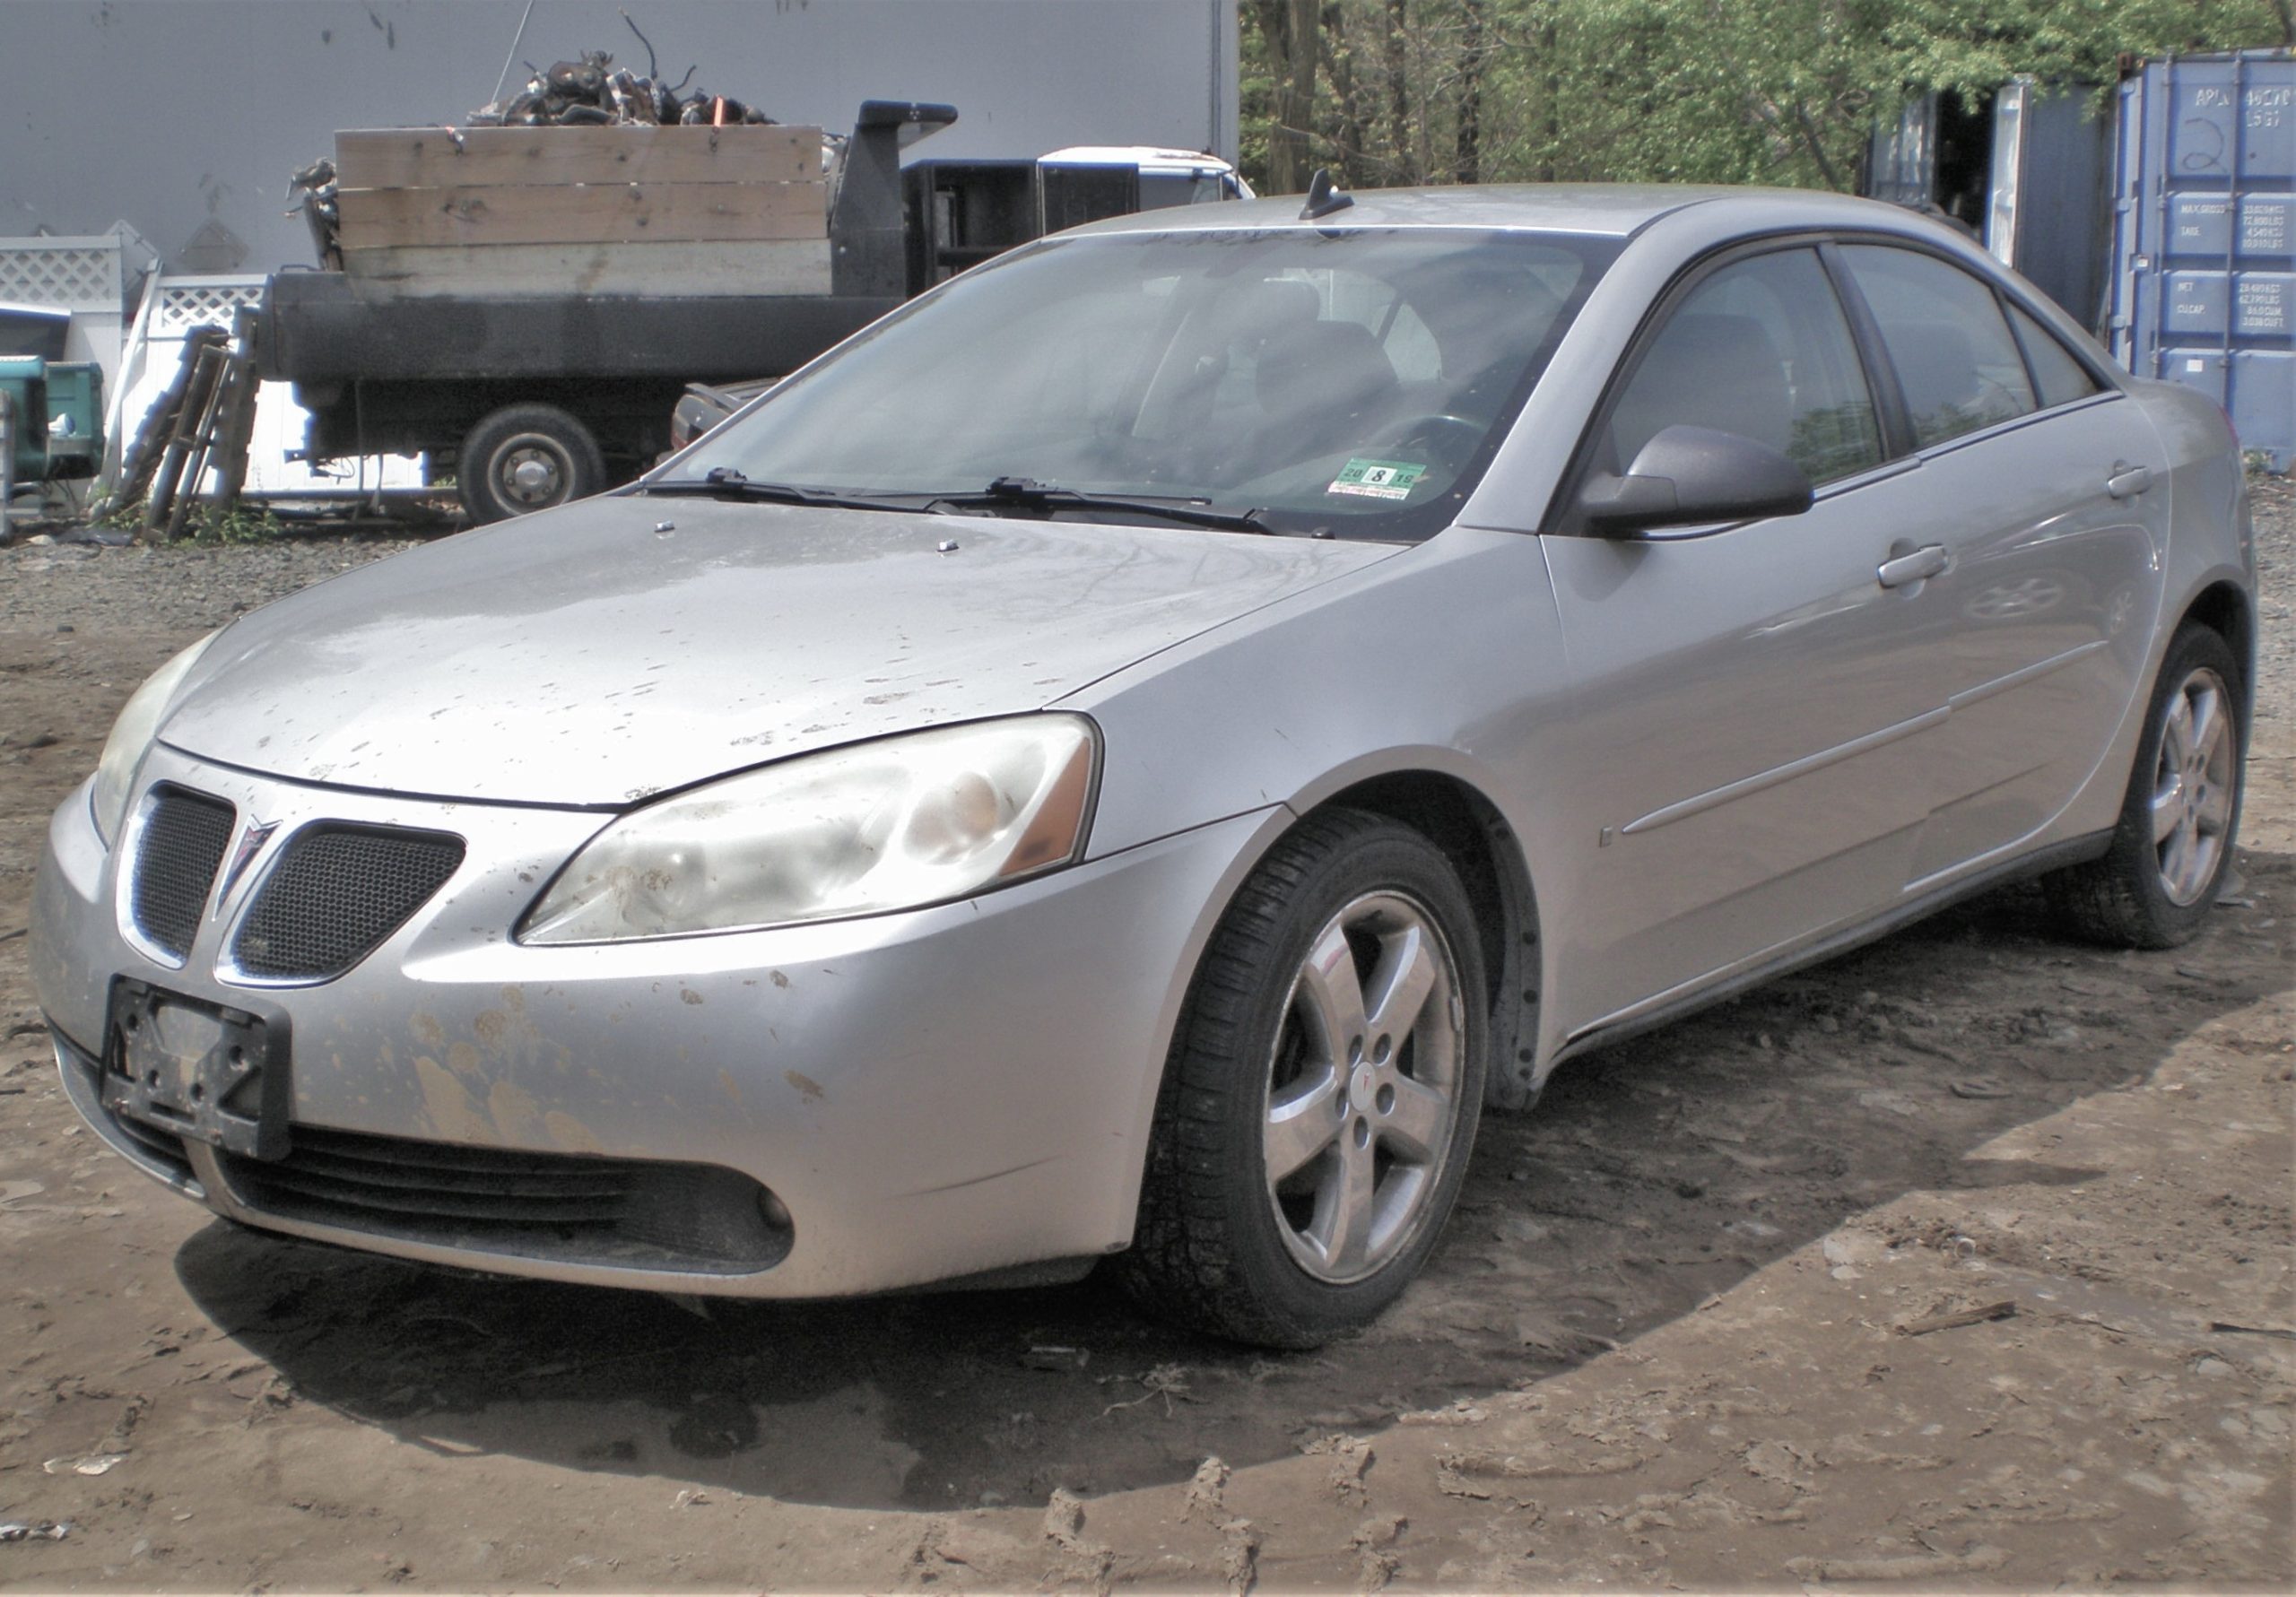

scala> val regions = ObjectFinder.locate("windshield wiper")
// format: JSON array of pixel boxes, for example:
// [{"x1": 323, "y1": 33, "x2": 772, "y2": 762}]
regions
[
  {"x1": 639, "y1": 467, "x2": 927, "y2": 514},
  {"x1": 927, "y1": 477, "x2": 1275, "y2": 534}
]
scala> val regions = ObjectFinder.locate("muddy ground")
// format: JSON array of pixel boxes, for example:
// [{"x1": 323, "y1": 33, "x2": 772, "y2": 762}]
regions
[{"x1": 1, "y1": 482, "x2": 2290, "y2": 1593}]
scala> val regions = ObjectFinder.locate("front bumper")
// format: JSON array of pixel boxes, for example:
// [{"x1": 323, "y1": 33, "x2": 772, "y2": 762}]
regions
[{"x1": 31, "y1": 744, "x2": 1270, "y2": 1298}]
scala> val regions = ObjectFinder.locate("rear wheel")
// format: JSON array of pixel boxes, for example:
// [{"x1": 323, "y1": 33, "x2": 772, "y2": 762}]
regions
[
  {"x1": 2048, "y1": 622, "x2": 2244, "y2": 948},
  {"x1": 1120, "y1": 810, "x2": 1487, "y2": 1348},
  {"x1": 458, "y1": 404, "x2": 607, "y2": 525}
]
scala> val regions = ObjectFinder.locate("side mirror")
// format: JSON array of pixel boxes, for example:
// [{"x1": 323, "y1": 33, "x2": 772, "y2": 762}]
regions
[{"x1": 1578, "y1": 424, "x2": 1814, "y2": 535}]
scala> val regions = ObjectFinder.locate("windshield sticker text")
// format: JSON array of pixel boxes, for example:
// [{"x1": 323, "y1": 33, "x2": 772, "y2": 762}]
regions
[{"x1": 1328, "y1": 458, "x2": 1426, "y2": 500}]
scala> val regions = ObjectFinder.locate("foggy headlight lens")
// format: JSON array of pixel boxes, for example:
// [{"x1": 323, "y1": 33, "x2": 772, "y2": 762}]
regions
[
  {"x1": 518, "y1": 715, "x2": 1099, "y2": 943},
  {"x1": 91, "y1": 630, "x2": 220, "y2": 846}
]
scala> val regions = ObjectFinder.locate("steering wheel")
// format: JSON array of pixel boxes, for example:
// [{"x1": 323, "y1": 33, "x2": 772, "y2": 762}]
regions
[{"x1": 1378, "y1": 413, "x2": 1483, "y2": 470}]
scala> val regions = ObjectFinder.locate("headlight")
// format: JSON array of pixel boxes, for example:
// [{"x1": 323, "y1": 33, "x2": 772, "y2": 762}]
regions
[
  {"x1": 91, "y1": 630, "x2": 221, "y2": 846},
  {"x1": 519, "y1": 715, "x2": 1100, "y2": 944}
]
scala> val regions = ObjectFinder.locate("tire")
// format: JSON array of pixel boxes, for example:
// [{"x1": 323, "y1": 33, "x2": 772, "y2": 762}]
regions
[
  {"x1": 458, "y1": 404, "x2": 607, "y2": 525},
  {"x1": 1118, "y1": 809, "x2": 1488, "y2": 1348},
  {"x1": 2047, "y1": 621, "x2": 2245, "y2": 949}
]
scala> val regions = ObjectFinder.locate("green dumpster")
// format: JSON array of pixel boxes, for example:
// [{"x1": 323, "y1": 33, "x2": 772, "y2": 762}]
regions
[
  {"x1": 0, "y1": 355, "x2": 48, "y2": 484},
  {"x1": 39, "y1": 360, "x2": 103, "y2": 479},
  {"x1": 0, "y1": 355, "x2": 104, "y2": 482}
]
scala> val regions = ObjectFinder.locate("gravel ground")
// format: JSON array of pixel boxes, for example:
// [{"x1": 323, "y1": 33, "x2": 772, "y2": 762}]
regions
[
  {"x1": 2248, "y1": 471, "x2": 2294, "y2": 754},
  {"x1": 0, "y1": 534, "x2": 429, "y2": 636},
  {"x1": 0, "y1": 479, "x2": 2289, "y2": 1591}
]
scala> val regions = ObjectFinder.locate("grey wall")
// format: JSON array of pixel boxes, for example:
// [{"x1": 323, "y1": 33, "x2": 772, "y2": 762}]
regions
[{"x1": 2, "y1": 0, "x2": 1238, "y2": 273}]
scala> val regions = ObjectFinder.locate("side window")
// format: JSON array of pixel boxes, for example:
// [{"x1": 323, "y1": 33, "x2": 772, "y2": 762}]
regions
[
  {"x1": 2006, "y1": 301, "x2": 2105, "y2": 410},
  {"x1": 1608, "y1": 247, "x2": 1883, "y2": 486},
  {"x1": 1841, "y1": 245, "x2": 2037, "y2": 447}
]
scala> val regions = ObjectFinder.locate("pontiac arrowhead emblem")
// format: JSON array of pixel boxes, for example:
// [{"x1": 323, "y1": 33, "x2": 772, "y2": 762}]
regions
[{"x1": 217, "y1": 819, "x2": 280, "y2": 904}]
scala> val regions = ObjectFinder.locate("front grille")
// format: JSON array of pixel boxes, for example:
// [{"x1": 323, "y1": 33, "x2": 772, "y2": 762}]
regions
[
  {"x1": 111, "y1": 1109, "x2": 194, "y2": 1178},
  {"x1": 232, "y1": 825, "x2": 465, "y2": 981},
  {"x1": 221, "y1": 1126, "x2": 790, "y2": 1273},
  {"x1": 130, "y1": 786, "x2": 236, "y2": 961}
]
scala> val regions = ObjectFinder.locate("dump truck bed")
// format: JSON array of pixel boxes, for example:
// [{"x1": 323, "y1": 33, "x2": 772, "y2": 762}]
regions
[{"x1": 259, "y1": 275, "x2": 893, "y2": 388}]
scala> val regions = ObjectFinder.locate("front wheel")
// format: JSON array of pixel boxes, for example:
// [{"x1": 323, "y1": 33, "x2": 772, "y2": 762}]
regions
[
  {"x1": 458, "y1": 404, "x2": 608, "y2": 525},
  {"x1": 1119, "y1": 809, "x2": 1488, "y2": 1348},
  {"x1": 2047, "y1": 621, "x2": 2245, "y2": 948}
]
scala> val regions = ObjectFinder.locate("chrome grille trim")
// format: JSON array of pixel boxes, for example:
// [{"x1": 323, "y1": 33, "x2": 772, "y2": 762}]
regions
[
  {"x1": 229, "y1": 824, "x2": 465, "y2": 983},
  {"x1": 126, "y1": 785, "x2": 236, "y2": 964}
]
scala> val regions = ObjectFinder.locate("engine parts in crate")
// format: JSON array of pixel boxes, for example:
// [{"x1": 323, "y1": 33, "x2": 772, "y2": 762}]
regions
[
  {"x1": 289, "y1": 158, "x2": 343, "y2": 271},
  {"x1": 470, "y1": 49, "x2": 779, "y2": 131}
]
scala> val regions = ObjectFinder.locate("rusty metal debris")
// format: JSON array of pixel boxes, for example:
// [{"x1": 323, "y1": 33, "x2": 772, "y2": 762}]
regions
[
  {"x1": 0, "y1": 1523, "x2": 72, "y2": 1543},
  {"x1": 469, "y1": 47, "x2": 777, "y2": 132},
  {"x1": 1895, "y1": 1299, "x2": 2018, "y2": 1337},
  {"x1": 287, "y1": 157, "x2": 342, "y2": 270},
  {"x1": 96, "y1": 322, "x2": 260, "y2": 539}
]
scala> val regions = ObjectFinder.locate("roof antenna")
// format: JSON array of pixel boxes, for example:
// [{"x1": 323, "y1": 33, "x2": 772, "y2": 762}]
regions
[{"x1": 1300, "y1": 168, "x2": 1354, "y2": 221}]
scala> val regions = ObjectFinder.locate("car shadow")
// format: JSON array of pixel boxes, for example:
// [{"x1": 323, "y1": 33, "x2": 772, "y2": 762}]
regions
[{"x1": 174, "y1": 849, "x2": 2292, "y2": 1513}]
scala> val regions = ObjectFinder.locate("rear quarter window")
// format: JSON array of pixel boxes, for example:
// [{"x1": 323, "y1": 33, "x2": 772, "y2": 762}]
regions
[
  {"x1": 1842, "y1": 245, "x2": 2037, "y2": 448},
  {"x1": 2006, "y1": 301, "x2": 2105, "y2": 411}
]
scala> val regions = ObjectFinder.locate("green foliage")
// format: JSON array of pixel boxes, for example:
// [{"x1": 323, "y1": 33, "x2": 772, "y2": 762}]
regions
[
  {"x1": 91, "y1": 496, "x2": 144, "y2": 533},
  {"x1": 89, "y1": 498, "x2": 285, "y2": 543},
  {"x1": 1237, "y1": 0, "x2": 2288, "y2": 195},
  {"x1": 182, "y1": 503, "x2": 286, "y2": 545}
]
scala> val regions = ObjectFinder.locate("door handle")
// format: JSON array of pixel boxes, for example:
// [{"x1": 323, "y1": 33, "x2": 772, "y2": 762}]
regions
[
  {"x1": 1877, "y1": 543, "x2": 1949, "y2": 589},
  {"x1": 2106, "y1": 462, "x2": 2154, "y2": 499}
]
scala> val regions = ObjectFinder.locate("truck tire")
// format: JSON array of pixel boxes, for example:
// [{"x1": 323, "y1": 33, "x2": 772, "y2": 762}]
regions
[{"x1": 459, "y1": 404, "x2": 607, "y2": 525}]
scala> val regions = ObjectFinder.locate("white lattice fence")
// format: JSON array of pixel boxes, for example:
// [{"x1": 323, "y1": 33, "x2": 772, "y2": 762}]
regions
[
  {"x1": 152, "y1": 279, "x2": 265, "y2": 336},
  {"x1": 0, "y1": 239, "x2": 121, "y2": 311}
]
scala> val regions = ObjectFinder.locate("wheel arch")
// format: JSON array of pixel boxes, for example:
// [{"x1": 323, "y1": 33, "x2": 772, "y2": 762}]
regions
[
  {"x1": 1300, "y1": 771, "x2": 1543, "y2": 1111},
  {"x1": 1147, "y1": 760, "x2": 1535, "y2": 1113},
  {"x1": 2179, "y1": 577, "x2": 2256, "y2": 728}
]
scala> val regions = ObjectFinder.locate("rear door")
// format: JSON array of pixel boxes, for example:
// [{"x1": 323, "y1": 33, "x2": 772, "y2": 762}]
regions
[{"x1": 1833, "y1": 243, "x2": 2170, "y2": 883}]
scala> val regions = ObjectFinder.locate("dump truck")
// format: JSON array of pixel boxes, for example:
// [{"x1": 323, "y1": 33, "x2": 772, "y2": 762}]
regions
[{"x1": 257, "y1": 101, "x2": 1248, "y2": 523}]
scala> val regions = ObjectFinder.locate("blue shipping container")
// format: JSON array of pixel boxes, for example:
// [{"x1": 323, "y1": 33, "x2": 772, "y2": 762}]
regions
[{"x1": 2109, "y1": 49, "x2": 2294, "y2": 472}]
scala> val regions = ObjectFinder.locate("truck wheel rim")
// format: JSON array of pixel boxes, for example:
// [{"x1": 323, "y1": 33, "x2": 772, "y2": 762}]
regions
[
  {"x1": 1263, "y1": 891, "x2": 1464, "y2": 1285},
  {"x1": 2152, "y1": 664, "x2": 2235, "y2": 907},
  {"x1": 495, "y1": 435, "x2": 572, "y2": 508}
]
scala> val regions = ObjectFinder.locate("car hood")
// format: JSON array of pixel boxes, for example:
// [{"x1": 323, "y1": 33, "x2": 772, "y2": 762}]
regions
[{"x1": 158, "y1": 495, "x2": 1396, "y2": 807}]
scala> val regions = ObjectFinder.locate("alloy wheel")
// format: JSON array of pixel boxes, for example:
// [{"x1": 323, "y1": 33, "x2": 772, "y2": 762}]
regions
[
  {"x1": 1263, "y1": 890, "x2": 1465, "y2": 1284},
  {"x1": 2151, "y1": 664, "x2": 2236, "y2": 907}
]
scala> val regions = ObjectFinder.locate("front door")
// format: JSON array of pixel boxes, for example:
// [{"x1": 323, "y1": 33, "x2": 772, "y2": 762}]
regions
[{"x1": 1537, "y1": 245, "x2": 1961, "y2": 1031}]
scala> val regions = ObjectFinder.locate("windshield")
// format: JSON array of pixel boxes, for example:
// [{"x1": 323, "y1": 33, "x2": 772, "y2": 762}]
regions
[{"x1": 666, "y1": 228, "x2": 1619, "y2": 541}]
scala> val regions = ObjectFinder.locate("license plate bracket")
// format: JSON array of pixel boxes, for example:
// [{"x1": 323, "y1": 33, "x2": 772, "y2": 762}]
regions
[{"x1": 102, "y1": 979, "x2": 291, "y2": 1161}]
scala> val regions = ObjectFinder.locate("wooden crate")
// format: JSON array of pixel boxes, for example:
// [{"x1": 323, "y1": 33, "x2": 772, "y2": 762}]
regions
[
  {"x1": 335, "y1": 125, "x2": 826, "y2": 188},
  {"x1": 333, "y1": 125, "x2": 831, "y2": 299}
]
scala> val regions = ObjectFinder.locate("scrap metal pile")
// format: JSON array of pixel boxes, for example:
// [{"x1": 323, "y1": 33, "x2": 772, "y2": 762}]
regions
[{"x1": 468, "y1": 49, "x2": 780, "y2": 129}]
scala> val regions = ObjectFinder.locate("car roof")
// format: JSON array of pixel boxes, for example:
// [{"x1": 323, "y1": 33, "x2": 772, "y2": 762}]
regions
[{"x1": 1057, "y1": 182, "x2": 1934, "y2": 241}]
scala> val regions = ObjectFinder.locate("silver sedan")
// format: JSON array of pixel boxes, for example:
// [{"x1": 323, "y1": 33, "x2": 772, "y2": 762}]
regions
[{"x1": 31, "y1": 184, "x2": 2255, "y2": 1347}]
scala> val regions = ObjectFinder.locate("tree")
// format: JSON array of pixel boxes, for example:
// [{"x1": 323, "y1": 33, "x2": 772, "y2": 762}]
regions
[
  {"x1": 1253, "y1": 0, "x2": 1325, "y2": 195},
  {"x1": 1235, "y1": 0, "x2": 2288, "y2": 195}
]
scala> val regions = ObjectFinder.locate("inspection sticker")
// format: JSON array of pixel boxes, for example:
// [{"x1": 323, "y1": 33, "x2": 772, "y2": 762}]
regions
[{"x1": 1327, "y1": 457, "x2": 1426, "y2": 500}]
